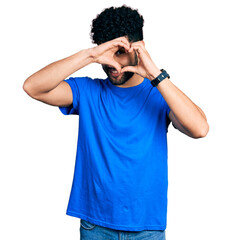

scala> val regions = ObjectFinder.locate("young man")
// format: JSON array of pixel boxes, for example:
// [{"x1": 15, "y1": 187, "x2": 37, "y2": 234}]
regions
[{"x1": 23, "y1": 5, "x2": 209, "y2": 240}]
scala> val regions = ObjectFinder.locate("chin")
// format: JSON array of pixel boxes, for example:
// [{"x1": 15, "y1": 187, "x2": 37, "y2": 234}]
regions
[
  {"x1": 109, "y1": 72, "x2": 135, "y2": 86},
  {"x1": 102, "y1": 64, "x2": 134, "y2": 86}
]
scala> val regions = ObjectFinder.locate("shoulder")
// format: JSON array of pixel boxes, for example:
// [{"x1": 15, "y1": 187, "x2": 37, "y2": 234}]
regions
[
  {"x1": 64, "y1": 76, "x2": 103, "y2": 89},
  {"x1": 87, "y1": 77, "x2": 108, "y2": 89},
  {"x1": 67, "y1": 77, "x2": 108, "y2": 95}
]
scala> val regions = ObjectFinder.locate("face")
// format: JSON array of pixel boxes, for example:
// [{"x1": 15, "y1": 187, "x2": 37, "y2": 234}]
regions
[{"x1": 102, "y1": 45, "x2": 138, "y2": 86}]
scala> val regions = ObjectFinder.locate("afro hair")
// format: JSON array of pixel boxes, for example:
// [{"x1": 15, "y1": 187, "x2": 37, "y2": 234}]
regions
[{"x1": 90, "y1": 5, "x2": 144, "y2": 45}]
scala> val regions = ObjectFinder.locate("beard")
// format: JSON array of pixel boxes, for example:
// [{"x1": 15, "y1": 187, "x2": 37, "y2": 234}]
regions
[
  {"x1": 102, "y1": 65, "x2": 135, "y2": 86},
  {"x1": 102, "y1": 50, "x2": 138, "y2": 86}
]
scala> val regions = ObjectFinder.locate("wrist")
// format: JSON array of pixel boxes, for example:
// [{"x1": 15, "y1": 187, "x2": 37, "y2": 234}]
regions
[
  {"x1": 150, "y1": 69, "x2": 170, "y2": 87},
  {"x1": 83, "y1": 47, "x2": 97, "y2": 64},
  {"x1": 147, "y1": 67, "x2": 162, "y2": 81},
  {"x1": 88, "y1": 46, "x2": 101, "y2": 64}
]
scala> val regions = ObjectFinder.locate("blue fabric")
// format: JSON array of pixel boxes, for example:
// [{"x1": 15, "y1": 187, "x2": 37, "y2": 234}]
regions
[{"x1": 59, "y1": 76, "x2": 171, "y2": 231}]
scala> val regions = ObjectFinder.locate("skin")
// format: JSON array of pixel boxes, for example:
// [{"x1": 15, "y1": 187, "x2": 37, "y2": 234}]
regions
[
  {"x1": 101, "y1": 46, "x2": 138, "y2": 86},
  {"x1": 92, "y1": 36, "x2": 145, "y2": 88},
  {"x1": 23, "y1": 36, "x2": 209, "y2": 138},
  {"x1": 93, "y1": 36, "x2": 209, "y2": 138}
]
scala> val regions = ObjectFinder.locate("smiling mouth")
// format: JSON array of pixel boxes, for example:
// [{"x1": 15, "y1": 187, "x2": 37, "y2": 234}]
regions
[{"x1": 108, "y1": 67, "x2": 120, "y2": 77}]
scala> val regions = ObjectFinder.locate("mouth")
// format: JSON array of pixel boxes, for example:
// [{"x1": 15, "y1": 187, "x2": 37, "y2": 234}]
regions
[{"x1": 107, "y1": 67, "x2": 120, "y2": 78}]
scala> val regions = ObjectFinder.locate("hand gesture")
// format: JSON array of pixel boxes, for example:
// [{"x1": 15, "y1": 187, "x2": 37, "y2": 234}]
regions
[
  {"x1": 121, "y1": 41, "x2": 161, "y2": 80},
  {"x1": 91, "y1": 36, "x2": 130, "y2": 73}
]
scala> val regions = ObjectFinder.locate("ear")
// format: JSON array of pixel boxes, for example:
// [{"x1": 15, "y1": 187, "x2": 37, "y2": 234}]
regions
[{"x1": 141, "y1": 40, "x2": 145, "y2": 46}]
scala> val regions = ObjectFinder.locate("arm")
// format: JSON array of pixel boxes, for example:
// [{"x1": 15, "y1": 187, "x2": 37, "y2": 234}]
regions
[
  {"x1": 23, "y1": 36, "x2": 130, "y2": 106},
  {"x1": 23, "y1": 48, "x2": 94, "y2": 106},
  {"x1": 156, "y1": 72, "x2": 209, "y2": 139},
  {"x1": 121, "y1": 41, "x2": 209, "y2": 139},
  {"x1": 168, "y1": 101, "x2": 208, "y2": 138}
]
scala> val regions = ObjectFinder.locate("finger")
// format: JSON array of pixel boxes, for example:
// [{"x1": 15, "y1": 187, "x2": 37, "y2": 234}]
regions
[
  {"x1": 129, "y1": 45, "x2": 147, "y2": 59},
  {"x1": 131, "y1": 40, "x2": 145, "y2": 47},
  {"x1": 111, "y1": 36, "x2": 130, "y2": 50},
  {"x1": 112, "y1": 41, "x2": 130, "y2": 51},
  {"x1": 129, "y1": 45, "x2": 142, "y2": 54},
  {"x1": 115, "y1": 36, "x2": 130, "y2": 47},
  {"x1": 108, "y1": 61, "x2": 122, "y2": 73},
  {"x1": 129, "y1": 46, "x2": 147, "y2": 66},
  {"x1": 121, "y1": 66, "x2": 137, "y2": 74},
  {"x1": 130, "y1": 42, "x2": 146, "y2": 52}
]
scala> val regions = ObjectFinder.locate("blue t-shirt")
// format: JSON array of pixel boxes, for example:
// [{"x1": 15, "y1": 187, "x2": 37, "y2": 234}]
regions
[{"x1": 59, "y1": 76, "x2": 171, "y2": 231}]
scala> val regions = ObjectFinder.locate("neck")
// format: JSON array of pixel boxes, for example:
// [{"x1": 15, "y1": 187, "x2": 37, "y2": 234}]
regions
[{"x1": 117, "y1": 74, "x2": 144, "y2": 88}]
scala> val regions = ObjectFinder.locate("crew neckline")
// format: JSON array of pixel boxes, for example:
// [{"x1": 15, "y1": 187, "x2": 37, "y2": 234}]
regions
[{"x1": 106, "y1": 77, "x2": 149, "y2": 92}]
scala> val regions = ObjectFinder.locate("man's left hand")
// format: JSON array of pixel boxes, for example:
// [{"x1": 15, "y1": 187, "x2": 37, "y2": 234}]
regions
[{"x1": 121, "y1": 41, "x2": 161, "y2": 80}]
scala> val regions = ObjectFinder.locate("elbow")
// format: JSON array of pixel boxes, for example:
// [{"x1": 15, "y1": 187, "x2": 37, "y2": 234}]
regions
[
  {"x1": 193, "y1": 122, "x2": 210, "y2": 139},
  {"x1": 23, "y1": 78, "x2": 36, "y2": 98},
  {"x1": 23, "y1": 80, "x2": 29, "y2": 94}
]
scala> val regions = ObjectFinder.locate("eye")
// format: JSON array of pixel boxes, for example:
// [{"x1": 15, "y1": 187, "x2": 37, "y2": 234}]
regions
[{"x1": 116, "y1": 49, "x2": 126, "y2": 55}]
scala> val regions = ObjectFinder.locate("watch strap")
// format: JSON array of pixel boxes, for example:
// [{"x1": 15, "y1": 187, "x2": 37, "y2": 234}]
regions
[{"x1": 150, "y1": 69, "x2": 170, "y2": 87}]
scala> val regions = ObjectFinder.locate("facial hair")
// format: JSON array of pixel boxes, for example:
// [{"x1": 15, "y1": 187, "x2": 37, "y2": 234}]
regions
[
  {"x1": 102, "y1": 65, "x2": 135, "y2": 85},
  {"x1": 102, "y1": 50, "x2": 138, "y2": 86}
]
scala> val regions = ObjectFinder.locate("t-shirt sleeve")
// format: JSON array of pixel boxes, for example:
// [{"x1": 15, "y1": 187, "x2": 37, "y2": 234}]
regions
[
  {"x1": 162, "y1": 98, "x2": 172, "y2": 132},
  {"x1": 58, "y1": 76, "x2": 89, "y2": 115}
]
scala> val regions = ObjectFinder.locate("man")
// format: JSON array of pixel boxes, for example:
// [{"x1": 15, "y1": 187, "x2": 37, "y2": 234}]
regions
[{"x1": 23, "y1": 5, "x2": 209, "y2": 240}]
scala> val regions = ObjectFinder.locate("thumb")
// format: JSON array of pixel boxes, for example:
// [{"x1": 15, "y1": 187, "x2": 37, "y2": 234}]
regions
[
  {"x1": 121, "y1": 65, "x2": 137, "y2": 73},
  {"x1": 108, "y1": 61, "x2": 122, "y2": 73}
]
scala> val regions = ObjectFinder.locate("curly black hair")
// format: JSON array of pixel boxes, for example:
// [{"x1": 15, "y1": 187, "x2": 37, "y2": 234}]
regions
[{"x1": 90, "y1": 5, "x2": 144, "y2": 45}]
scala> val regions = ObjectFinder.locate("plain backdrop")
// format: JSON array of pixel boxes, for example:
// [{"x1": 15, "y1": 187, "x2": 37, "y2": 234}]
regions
[{"x1": 1, "y1": 0, "x2": 231, "y2": 239}]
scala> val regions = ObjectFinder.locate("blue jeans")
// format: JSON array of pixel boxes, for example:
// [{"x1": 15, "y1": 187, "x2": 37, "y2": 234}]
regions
[{"x1": 80, "y1": 219, "x2": 166, "y2": 240}]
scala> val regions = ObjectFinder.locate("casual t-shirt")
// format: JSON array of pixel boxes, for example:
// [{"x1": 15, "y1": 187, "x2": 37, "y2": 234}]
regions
[{"x1": 59, "y1": 76, "x2": 171, "y2": 231}]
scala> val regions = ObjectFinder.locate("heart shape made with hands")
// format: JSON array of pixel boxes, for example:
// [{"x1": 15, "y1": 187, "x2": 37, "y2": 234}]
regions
[
  {"x1": 97, "y1": 37, "x2": 158, "y2": 79},
  {"x1": 117, "y1": 40, "x2": 159, "y2": 80},
  {"x1": 109, "y1": 43, "x2": 143, "y2": 72}
]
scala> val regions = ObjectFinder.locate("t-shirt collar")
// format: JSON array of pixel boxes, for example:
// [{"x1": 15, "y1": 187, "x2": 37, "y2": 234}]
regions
[{"x1": 106, "y1": 77, "x2": 148, "y2": 93}]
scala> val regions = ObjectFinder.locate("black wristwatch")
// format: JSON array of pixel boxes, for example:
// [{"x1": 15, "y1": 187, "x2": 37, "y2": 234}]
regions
[{"x1": 150, "y1": 69, "x2": 170, "y2": 87}]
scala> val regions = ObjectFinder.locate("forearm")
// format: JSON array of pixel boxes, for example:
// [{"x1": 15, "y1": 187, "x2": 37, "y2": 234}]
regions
[
  {"x1": 23, "y1": 48, "x2": 94, "y2": 96},
  {"x1": 119, "y1": 39, "x2": 209, "y2": 137},
  {"x1": 154, "y1": 72, "x2": 209, "y2": 137}
]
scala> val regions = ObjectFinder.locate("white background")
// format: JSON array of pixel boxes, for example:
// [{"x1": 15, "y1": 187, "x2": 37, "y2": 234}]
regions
[{"x1": 1, "y1": 0, "x2": 231, "y2": 239}]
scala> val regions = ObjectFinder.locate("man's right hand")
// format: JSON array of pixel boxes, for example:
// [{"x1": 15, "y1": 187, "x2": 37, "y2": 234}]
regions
[
  {"x1": 91, "y1": 36, "x2": 131, "y2": 73},
  {"x1": 23, "y1": 36, "x2": 131, "y2": 108}
]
